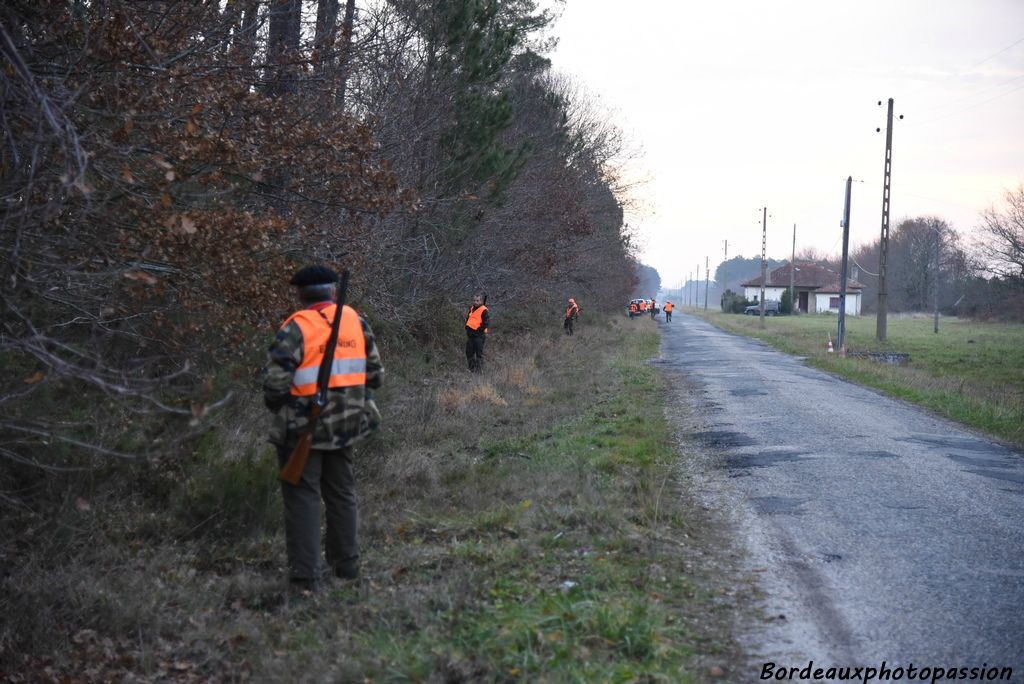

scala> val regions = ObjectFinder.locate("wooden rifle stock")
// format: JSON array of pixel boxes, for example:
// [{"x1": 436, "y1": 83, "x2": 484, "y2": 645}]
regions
[
  {"x1": 278, "y1": 404, "x2": 320, "y2": 486},
  {"x1": 277, "y1": 271, "x2": 349, "y2": 485}
]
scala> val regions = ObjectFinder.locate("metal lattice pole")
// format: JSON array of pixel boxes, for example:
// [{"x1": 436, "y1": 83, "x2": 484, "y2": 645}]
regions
[
  {"x1": 759, "y1": 207, "x2": 767, "y2": 329},
  {"x1": 876, "y1": 98, "x2": 895, "y2": 341}
]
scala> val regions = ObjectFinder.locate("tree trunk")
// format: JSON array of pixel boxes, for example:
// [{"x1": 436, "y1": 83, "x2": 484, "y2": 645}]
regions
[
  {"x1": 335, "y1": 0, "x2": 356, "y2": 108},
  {"x1": 228, "y1": 0, "x2": 260, "y2": 67},
  {"x1": 314, "y1": 0, "x2": 340, "y2": 76},
  {"x1": 266, "y1": 0, "x2": 302, "y2": 96}
]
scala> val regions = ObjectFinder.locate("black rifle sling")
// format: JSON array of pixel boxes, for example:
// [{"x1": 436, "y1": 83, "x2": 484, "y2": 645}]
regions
[{"x1": 314, "y1": 271, "x2": 350, "y2": 409}]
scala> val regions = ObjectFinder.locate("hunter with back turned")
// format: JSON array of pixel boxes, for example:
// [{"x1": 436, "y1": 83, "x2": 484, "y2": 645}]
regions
[{"x1": 262, "y1": 266, "x2": 384, "y2": 593}]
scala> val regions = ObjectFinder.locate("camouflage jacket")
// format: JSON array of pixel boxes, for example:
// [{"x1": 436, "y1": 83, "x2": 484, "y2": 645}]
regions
[{"x1": 262, "y1": 308, "x2": 384, "y2": 451}]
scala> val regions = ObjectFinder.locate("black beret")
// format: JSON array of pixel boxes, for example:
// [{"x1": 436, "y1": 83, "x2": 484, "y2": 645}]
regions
[{"x1": 289, "y1": 265, "x2": 339, "y2": 287}]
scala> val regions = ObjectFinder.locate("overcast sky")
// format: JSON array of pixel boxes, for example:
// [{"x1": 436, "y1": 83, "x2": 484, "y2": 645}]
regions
[{"x1": 546, "y1": 0, "x2": 1024, "y2": 287}]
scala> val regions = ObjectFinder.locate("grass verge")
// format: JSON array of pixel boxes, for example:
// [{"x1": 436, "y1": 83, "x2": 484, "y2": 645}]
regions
[
  {"x1": 2, "y1": 316, "x2": 740, "y2": 681},
  {"x1": 691, "y1": 310, "x2": 1024, "y2": 446}
]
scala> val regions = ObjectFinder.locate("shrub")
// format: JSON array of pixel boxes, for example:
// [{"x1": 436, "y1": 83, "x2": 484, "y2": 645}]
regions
[
  {"x1": 720, "y1": 289, "x2": 753, "y2": 314},
  {"x1": 781, "y1": 289, "x2": 793, "y2": 314}
]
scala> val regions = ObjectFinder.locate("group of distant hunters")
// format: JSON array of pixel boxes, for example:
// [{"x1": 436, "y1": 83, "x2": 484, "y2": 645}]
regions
[{"x1": 628, "y1": 298, "x2": 673, "y2": 321}]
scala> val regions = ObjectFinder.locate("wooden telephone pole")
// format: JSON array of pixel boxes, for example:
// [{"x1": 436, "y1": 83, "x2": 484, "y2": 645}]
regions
[
  {"x1": 790, "y1": 224, "x2": 796, "y2": 312},
  {"x1": 838, "y1": 177, "x2": 852, "y2": 355},
  {"x1": 704, "y1": 255, "x2": 709, "y2": 310},
  {"x1": 695, "y1": 263, "x2": 700, "y2": 309},
  {"x1": 723, "y1": 240, "x2": 728, "y2": 310}
]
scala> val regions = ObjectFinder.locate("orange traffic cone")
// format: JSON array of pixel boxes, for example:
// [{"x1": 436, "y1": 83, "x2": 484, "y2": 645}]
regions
[{"x1": 827, "y1": 332, "x2": 834, "y2": 353}]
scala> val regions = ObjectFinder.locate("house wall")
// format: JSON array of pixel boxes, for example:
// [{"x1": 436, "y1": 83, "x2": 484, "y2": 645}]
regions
[
  {"x1": 743, "y1": 286, "x2": 787, "y2": 302},
  {"x1": 815, "y1": 292, "x2": 861, "y2": 315}
]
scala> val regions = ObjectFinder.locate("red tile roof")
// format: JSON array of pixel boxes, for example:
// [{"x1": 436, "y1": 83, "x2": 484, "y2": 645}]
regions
[{"x1": 742, "y1": 261, "x2": 863, "y2": 290}]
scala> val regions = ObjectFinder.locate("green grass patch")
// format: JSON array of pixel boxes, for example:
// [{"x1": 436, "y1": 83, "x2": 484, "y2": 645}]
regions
[
  {"x1": 309, "y1": 323, "x2": 715, "y2": 681},
  {"x1": 695, "y1": 311, "x2": 1024, "y2": 445}
]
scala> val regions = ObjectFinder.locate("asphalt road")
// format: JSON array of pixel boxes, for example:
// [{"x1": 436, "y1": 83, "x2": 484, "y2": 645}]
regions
[{"x1": 660, "y1": 313, "x2": 1024, "y2": 677}]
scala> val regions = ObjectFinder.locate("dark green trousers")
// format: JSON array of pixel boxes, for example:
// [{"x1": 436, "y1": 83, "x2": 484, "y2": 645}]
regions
[{"x1": 276, "y1": 446, "x2": 358, "y2": 582}]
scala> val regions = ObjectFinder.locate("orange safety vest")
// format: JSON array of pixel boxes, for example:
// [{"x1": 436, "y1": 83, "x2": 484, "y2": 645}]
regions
[
  {"x1": 639, "y1": 300, "x2": 646, "y2": 311},
  {"x1": 664, "y1": 302, "x2": 673, "y2": 312},
  {"x1": 282, "y1": 305, "x2": 367, "y2": 396},
  {"x1": 466, "y1": 304, "x2": 488, "y2": 332},
  {"x1": 629, "y1": 303, "x2": 637, "y2": 312}
]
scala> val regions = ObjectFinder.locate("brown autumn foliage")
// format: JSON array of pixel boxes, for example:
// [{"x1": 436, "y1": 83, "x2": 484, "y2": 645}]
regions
[
  {"x1": 4, "y1": 2, "x2": 400, "y2": 352},
  {"x1": 0, "y1": 0, "x2": 642, "y2": 491}
]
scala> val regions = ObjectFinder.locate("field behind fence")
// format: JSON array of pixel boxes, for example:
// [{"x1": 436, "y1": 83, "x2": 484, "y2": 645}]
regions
[{"x1": 693, "y1": 312, "x2": 1024, "y2": 447}]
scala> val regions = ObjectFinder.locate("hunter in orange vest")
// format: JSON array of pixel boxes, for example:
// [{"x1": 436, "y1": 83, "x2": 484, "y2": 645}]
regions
[
  {"x1": 638, "y1": 299, "x2": 646, "y2": 312},
  {"x1": 465, "y1": 292, "x2": 489, "y2": 372},
  {"x1": 262, "y1": 265, "x2": 384, "y2": 591},
  {"x1": 664, "y1": 301, "x2": 673, "y2": 322},
  {"x1": 564, "y1": 298, "x2": 580, "y2": 336}
]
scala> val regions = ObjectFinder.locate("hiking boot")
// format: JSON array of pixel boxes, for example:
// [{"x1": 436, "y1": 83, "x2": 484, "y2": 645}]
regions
[
  {"x1": 334, "y1": 560, "x2": 359, "y2": 580},
  {"x1": 288, "y1": 577, "x2": 321, "y2": 595}
]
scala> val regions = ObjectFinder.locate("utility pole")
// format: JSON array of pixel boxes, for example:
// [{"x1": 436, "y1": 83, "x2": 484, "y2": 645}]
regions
[
  {"x1": 790, "y1": 223, "x2": 796, "y2": 313},
  {"x1": 759, "y1": 207, "x2": 767, "y2": 329},
  {"x1": 704, "y1": 255, "x2": 709, "y2": 311},
  {"x1": 876, "y1": 98, "x2": 901, "y2": 341},
  {"x1": 933, "y1": 228, "x2": 940, "y2": 334},
  {"x1": 695, "y1": 263, "x2": 700, "y2": 309},
  {"x1": 838, "y1": 177, "x2": 852, "y2": 355},
  {"x1": 723, "y1": 239, "x2": 728, "y2": 309}
]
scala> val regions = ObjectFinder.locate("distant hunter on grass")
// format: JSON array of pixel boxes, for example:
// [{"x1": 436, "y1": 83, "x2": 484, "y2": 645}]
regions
[
  {"x1": 262, "y1": 266, "x2": 384, "y2": 593},
  {"x1": 465, "y1": 292, "x2": 490, "y2": 372},
  {"x1": 564, "y1": 298, "x2": 580, "y2": 336}
]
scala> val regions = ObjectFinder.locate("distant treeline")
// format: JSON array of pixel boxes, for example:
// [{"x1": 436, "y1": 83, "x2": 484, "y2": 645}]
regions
[{"x1": 673, "y1": 190, "x2": 1024, "y2": 320}]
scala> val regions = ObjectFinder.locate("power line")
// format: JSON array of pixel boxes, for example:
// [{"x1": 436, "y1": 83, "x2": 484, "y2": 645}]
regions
[
  {"x1": 899, "y1": 190, "x2": 983, "y2": 212},
  {"x1": 904, "y1": 33, "x2": 1024, "y2": 97},
  {"x1": 851, "y1": 254, "x2": 879, "y2": 277},
  {"x1": 907, "y1": 80, "x2": 1024, "y2": 128},
  {"x1": 963, "y1": 34, "x2": 1024, "y2": 72},
  {"x1": 911, "y1": 72, "x2": 1024, "y2": 118}
]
